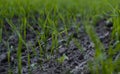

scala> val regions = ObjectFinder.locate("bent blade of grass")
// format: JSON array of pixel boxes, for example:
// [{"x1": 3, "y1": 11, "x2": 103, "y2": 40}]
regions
[
  {"x1": 6, "y1": 19, "x2": 28, "y2": 74},
  {"x1": 51, "y1": 30, "x2": 58, "y2": 54},
  {"x1": 84, "y1": 20, "x2": 107, "y2": 73}
]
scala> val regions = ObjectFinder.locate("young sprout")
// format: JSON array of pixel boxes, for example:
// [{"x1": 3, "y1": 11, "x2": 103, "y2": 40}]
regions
[{"x1": 57, "y1": 54, "x2": 69, "y2": 63}]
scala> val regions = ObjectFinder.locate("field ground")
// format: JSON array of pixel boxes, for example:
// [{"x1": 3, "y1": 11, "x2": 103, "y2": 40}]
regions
[{"x1": 0, "y1": 0, "x2": 120, "y2": 74}]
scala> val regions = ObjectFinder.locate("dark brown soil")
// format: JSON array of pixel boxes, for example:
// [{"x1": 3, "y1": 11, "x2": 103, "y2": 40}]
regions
[{"x1": 0, "y1": 18, "x2": 113, "y2": 74}]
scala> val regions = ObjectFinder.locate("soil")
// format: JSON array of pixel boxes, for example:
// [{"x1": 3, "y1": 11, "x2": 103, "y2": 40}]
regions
[{"x1": 0, "y1": 18, "x2": 113, "y2": 74}]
